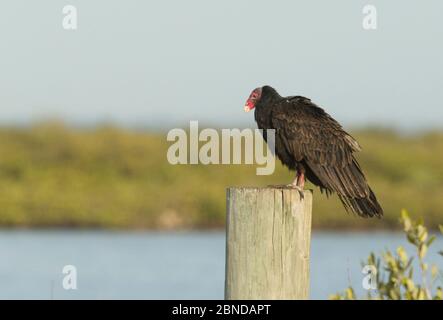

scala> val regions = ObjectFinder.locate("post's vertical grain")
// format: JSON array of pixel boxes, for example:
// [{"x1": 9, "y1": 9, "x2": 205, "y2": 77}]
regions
[{"x1": 225, "y1": 187, "x2": 312, "y2": 300}]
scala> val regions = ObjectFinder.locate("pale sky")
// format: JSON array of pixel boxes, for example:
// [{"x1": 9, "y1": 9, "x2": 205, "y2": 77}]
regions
[{"x1": 0, "y1": 0, "x2": 442, "y2": 130}]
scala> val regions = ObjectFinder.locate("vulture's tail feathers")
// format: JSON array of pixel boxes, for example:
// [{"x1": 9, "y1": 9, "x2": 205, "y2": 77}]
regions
[{"x1": 338, "y1": 188, "x2": 383, "y2": 218}]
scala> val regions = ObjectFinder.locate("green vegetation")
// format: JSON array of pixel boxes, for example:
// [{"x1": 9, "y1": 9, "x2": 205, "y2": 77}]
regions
[
  {"x1": 331, "y1": 211, "x2": 443, "y2": 300},
  {"x1": 0, "y1": 122, "x2": 443, "y2": 229}
]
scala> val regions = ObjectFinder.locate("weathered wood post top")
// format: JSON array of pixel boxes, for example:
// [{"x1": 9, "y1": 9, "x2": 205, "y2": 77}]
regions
[{"x1": 225, "y1": 187, "x2": 312, "y2": 300}]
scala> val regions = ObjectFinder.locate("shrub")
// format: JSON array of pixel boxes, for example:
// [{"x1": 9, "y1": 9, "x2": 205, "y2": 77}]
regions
[{"x1": 330, "y1": 210, "x2": 443, "y2": 300}]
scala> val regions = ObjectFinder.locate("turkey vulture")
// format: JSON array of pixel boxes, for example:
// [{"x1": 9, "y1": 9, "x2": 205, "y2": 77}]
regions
[{"x1": 244, "y1": 85, "x2": 383, "y2": 218}]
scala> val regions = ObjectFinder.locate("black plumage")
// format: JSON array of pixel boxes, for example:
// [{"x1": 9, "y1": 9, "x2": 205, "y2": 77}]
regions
[{"x1": 248, "y1": 85, "x2": 383, "y2": 218}]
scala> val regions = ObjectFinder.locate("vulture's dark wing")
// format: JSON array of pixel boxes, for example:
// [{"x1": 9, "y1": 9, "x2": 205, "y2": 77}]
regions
[{"x1": 270, "y1": 97, "x2": 382, "y2": 217}]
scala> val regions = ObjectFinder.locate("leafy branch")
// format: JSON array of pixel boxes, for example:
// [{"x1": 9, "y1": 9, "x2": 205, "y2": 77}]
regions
[{"x1": 331, "y1": 210, "x2": 443, "y2": 300}]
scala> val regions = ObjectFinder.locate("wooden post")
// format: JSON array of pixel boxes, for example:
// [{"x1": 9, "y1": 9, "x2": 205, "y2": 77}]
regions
[{"x1": 225, "y1": 187, "x2": 312, "y2": 300}]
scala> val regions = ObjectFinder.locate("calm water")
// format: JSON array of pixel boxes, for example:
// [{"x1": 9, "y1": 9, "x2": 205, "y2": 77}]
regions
[{"x1": 0, "y1": 231, "x2": 441, "y2": 299}]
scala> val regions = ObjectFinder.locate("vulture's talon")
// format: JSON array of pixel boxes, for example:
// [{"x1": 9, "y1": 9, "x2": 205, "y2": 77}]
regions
[{"x1": 286, "y1": 184, "x2": 305, "y2": 199}]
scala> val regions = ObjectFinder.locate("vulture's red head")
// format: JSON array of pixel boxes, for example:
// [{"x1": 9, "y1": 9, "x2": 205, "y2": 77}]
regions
[{"x1": 244, "y1": 87, "x2": 262, "y2": 112}]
